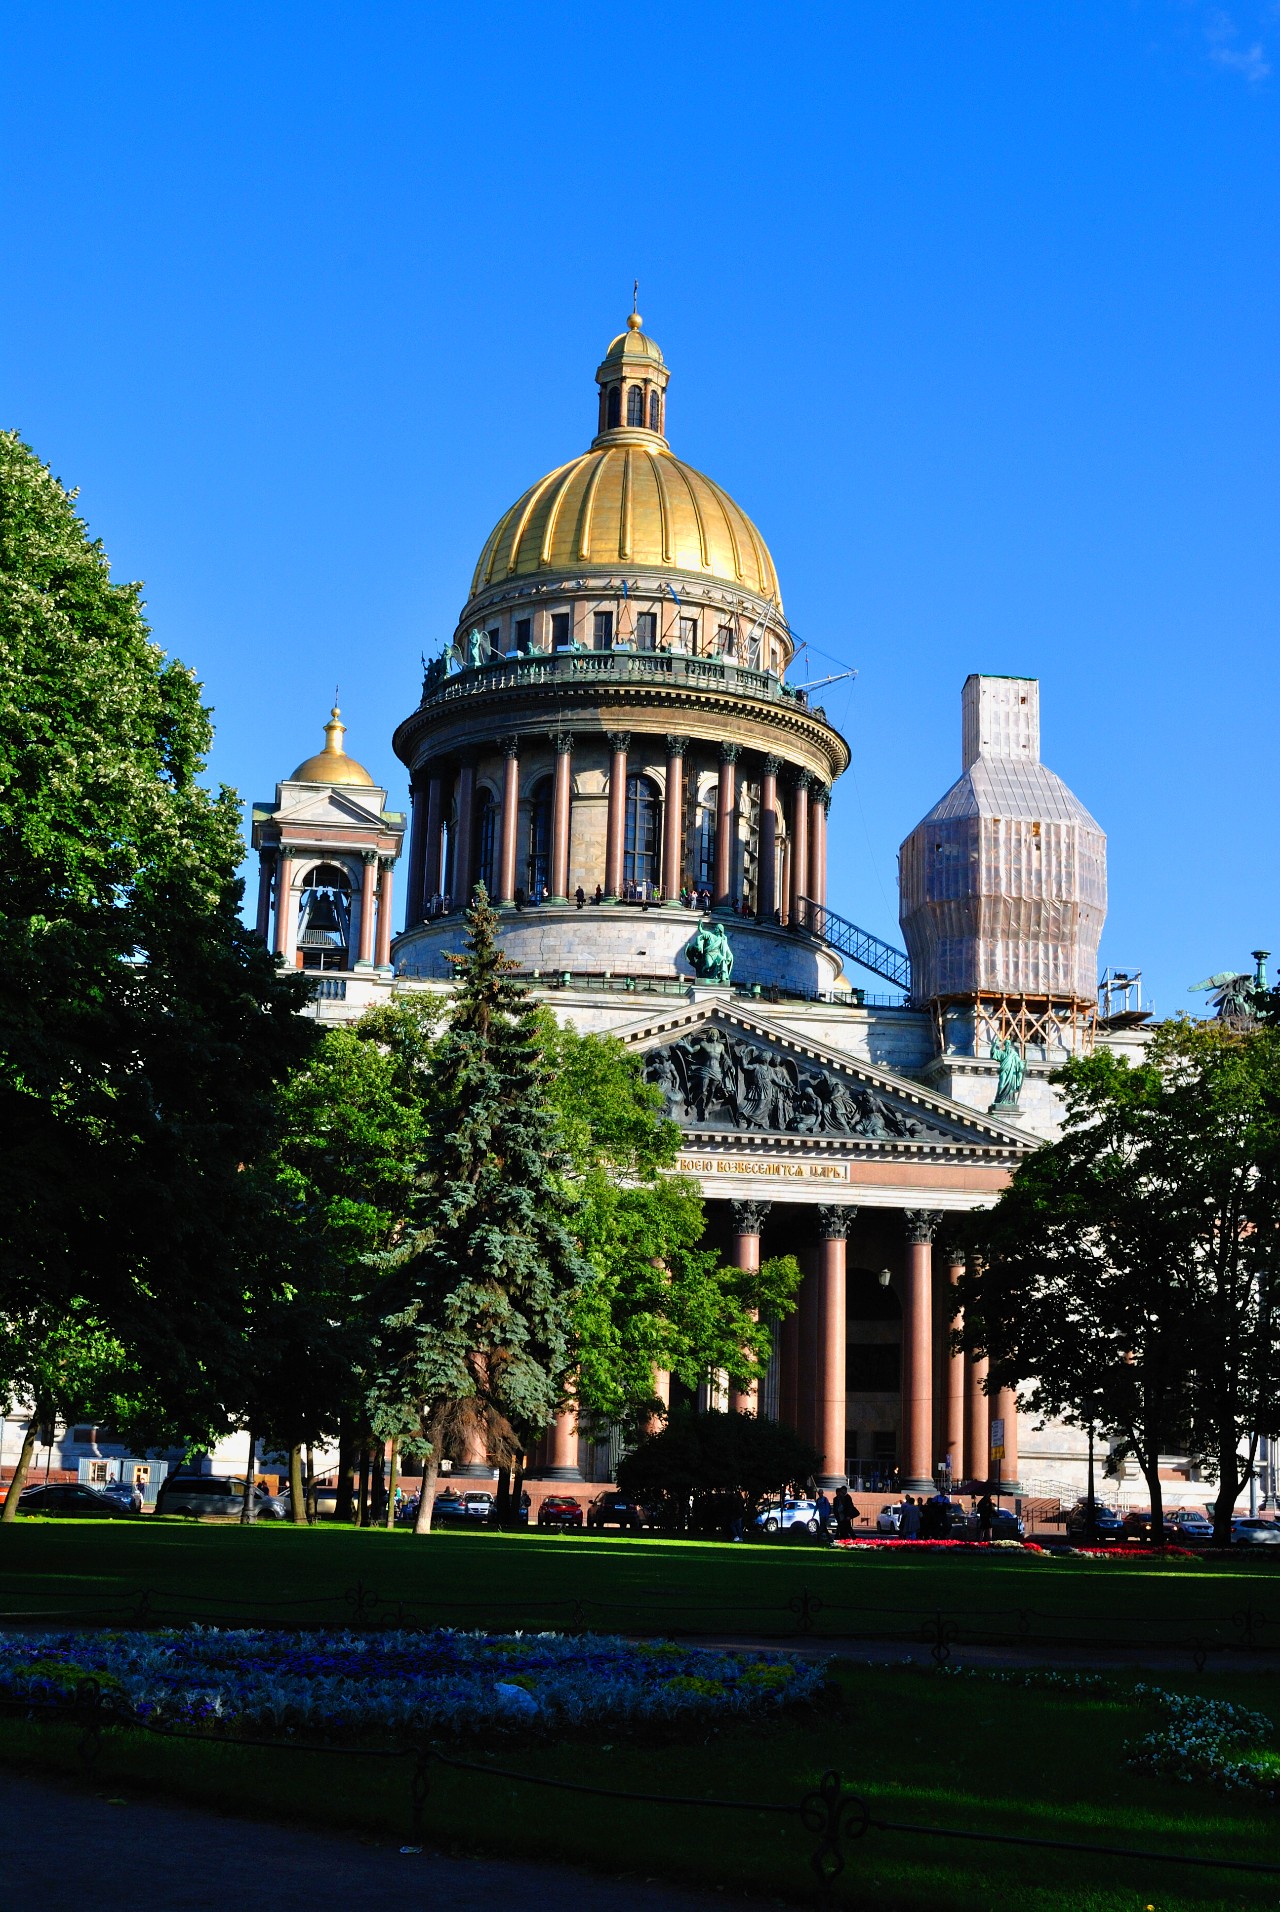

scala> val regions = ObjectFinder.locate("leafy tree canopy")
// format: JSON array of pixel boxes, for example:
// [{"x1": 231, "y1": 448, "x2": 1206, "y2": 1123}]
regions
[{"x1": 616, "y1": 1408, "x2": 820, "y2": 1503}]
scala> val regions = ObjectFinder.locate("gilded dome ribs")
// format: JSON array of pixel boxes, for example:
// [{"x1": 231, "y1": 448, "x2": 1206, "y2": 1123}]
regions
[
  {"x1": 619, "y1": 449, "x2": 633, "y2": 561},
  {"x1": 503, "y1": 461, "x2": 574, "y2": 578},
  {"x1": 575, "y1": 452, "x2": 608, "y2": 563},
  {"x1": 668, "y1": 455, "x2": 709, "y2": 572}
]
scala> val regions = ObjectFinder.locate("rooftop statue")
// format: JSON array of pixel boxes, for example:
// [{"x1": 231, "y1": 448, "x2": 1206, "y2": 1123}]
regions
[
  {"x1": 684, "y1": 919, "x2": 734, "y2": 985},
  {"x1": 989, "y1": 1034, "x2": 1025, "y2": 1112},
  {"x1": 1191, "y1": 953, "x2": 1270, "y2": 1027}
]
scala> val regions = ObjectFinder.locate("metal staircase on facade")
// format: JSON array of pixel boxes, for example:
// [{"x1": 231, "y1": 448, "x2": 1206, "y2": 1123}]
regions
[{"x1": 795, "y1": 897, "x2": 913, "y2": 994}]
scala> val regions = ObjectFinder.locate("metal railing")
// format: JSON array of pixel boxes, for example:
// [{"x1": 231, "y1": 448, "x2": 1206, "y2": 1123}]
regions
[
  {"x1": 418, "y1": 648, "x2": 831, "y2": 723},
  {"x1": 796, "y1": 898, "x2": 912, "y2": 992}
]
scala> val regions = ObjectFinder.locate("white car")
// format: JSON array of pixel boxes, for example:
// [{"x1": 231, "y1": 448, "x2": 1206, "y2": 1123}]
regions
[
  {"x1": 876, "y1": 1503, "x2": 906, "y2": 1533},
  {"x1": 755, "y1": 1496, "x2": 821, "y2": 1536},
  {"x1": 1231, "y1": 1518, "x2": 1280, "y2": 1547}
]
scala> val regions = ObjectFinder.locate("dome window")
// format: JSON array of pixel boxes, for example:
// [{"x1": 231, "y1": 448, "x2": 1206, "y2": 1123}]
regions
[
  {"x1": 592, "y1": 610, "x2": 614, "y2": 651},
  {"x1": 551, "y1": 611, "x2": 572, "y2": 650},
  {"x1": 527, "y1": 777, "x2": 554, "y2": 899},
  {"x1": 606, "y1": 385, "x2": 622, "y2": 429},
  {"x1": 514, "y1": 617, "x2": 532, "y2": 655},
  {"x1": 635, "y1": 611, "x2": 657, "y2": 652},
  {"x1": 623, "y1": 775, "x2": 661, "y2": 894},
  {"x1": 626, "y1": 385, "x2": 645, "y2": 427},
  {"x1": 649, "y1": 390, "x2": 661, "y2": 432},
  {"x1": 677, "y1": 614, "x2": 698, "y2": 653}
]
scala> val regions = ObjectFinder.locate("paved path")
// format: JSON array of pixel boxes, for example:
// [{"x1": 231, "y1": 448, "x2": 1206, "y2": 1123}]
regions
[{"x1": 0, "y1": 1767, "x2": 744, "y2": 1912}]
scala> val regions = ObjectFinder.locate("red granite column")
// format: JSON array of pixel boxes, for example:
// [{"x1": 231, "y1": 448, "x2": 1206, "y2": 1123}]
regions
[
  {"x1": 789, "y1": 772, "x2": 811, "y2": 927},
  {"x1": 254, "y1": 851, "x2": 274, "y2": 942},
  {"x1": 404, "y1": 770, "x2": 428, "y2": 927},
  {"x1": 550, "y1": 732, "x2": 573, "y2": 902},
  {"x1": 779, "y1": 1307, "x2": 800, "y2": 1432},
  {"x1": 422, "y1": 772, "x2": 444, "y2": 907},
  {"x1": 780, "y1": 835, "x2": 792, "y2": 928},
  {"x1": 992, "y1": 1384, "x2": 1021, "y2": 1494},
  {"x1": 943, "y1": 1249, "x2": 966, "y2": 1484},
  {"x1": 809, "y1": 785, "x2": 828, "y2": 911},
  {"x1": 797, "y1": 1247, "x2": 820, "y2": 1449},
  {"x1": 357, "y1": 851, "x2": 377, "y2": 964},
  {"x1": 815, "y1": 1207, "x2": 851, "y2": 1488},
  {"x1": 758, "y1": 755, "x2": 781, "y2": 922},
  {"x1": 663, "y1": 734, "x2": 687, "y2": 901},
  {"x1": 650, "y1": 1367, "x2": 670, "y2": 1436},
  {"x1": 605, "y1": 731, "x2": 629, "y2": 897},
  {"x1": 498, "y1": 736, "x2": 520, "y2": 904},
  {"x1": 902, "y1": 1211, "x2": 940, "y2": 1491},
  {"x1": 713, "y1": 743, "x2": 740, "y2": 908},
  {"x1": 544, "y1": 1405, "x2": 582, "y2": 1481},
  {"x1": 966, "y1": 1351, "x2": 990, "y2": 1486},
  {"x1": 452, "y1": 761, "x2": 476, "y2": 906},
  {"x1": 375, "y1": 858, "x2": 394, "y2": 968},
  {"x1": 727, "y1": 1200, "x2": 770, "y2": 1414},
  {"x1": 272, "y1": 851, "x2": 294, "y2": 958}
]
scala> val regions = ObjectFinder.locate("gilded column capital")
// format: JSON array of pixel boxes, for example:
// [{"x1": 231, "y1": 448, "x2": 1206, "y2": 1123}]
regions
[
  {"x1": 729, "y1": 1199, "x2": 771, "y2": 1235},
  {"x1": 816, "y1": 1204, "x2": 855, "y2": 1240},
  {"x1": 665, "y1": 733, "x2": 690, "y2": 757},
  {"x1": 607, "y1": 730, "x2": 631, "y2": 754},
  {"x1": 904, "y1": 1209, "x2": 943, "y2": 1245}
]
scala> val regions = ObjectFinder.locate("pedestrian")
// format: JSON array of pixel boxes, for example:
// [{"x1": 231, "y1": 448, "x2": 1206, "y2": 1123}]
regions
[
  {"x1": 898, "y1": 1496, "x2": 921, "y2": 1539},
  {"x1": 976, "y1": 1493, "x2": 995, "y2": 1543},
  {"x1": 575, "y1": 885, "x2": 585, "y2": 909},
  {"x1": 593, "y1": 884, "x2": 604, "y2": 905},
  {"x1": 814, "y1": 1489, "x2": 833, "y2": 1535},
  {"x1": 833, "y1": 1484, "x2": 855, "y2": 1539}
]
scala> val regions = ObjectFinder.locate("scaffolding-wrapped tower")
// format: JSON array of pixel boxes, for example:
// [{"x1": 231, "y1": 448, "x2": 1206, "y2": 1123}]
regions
[{"x1": 899, "y1": 676, "x2": 1106, "y2": 1060}]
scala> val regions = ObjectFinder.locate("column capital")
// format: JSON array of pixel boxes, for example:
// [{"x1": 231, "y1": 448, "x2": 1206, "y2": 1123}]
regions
[
  {"x1": 729, "y1": 1199, "x2": 771, "y2": 1235},
  {"x1": 665, "y1": 733, "x2": 690, "y2": 757},
  {"x1": 361, "y1": 848, "x2": 379, "y2": 865},
  {"x1": 762, "y1": 754, "x2": 784, "y2": 778},
  {"x1": 811, "y1": 781, "x2": 829, "y2": 807},
  {"x1": 500, "y1": 733, "x2": 521, "y2": 758},
  {"x1": 719, "y1": 741, "x2": 742, "y2": 765},
  {"x1": 607, "y1": 729, "x2": 631, "y2": 754},
  {"x1": 378, "y1": 855, "x2": 396, "y2": 874},
  {"x1": 816, "y1": 1204, "x2": 855, "y2": 1240},
  {"x1": 550, "y1": 729, "x2": 575, "y2": 754},
  {"x1": 940, "y1": 1240, "x2": 967, "y2": 1270},
  {"x1": 791, "y1": 767, "x2": 814, "y2": 793},
  {"x1": 904, "y1": 1208, "x2": 943, "y2": 1245}
]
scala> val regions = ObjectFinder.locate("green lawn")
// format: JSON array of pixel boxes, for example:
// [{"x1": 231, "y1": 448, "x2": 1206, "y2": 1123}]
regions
[
  {"x1": 1, "y1": 1519, "x2": 1276, "y2": 1653},
  {"x1": 1, "y1": 1659, "x2": 1277, "y2": 1909}
]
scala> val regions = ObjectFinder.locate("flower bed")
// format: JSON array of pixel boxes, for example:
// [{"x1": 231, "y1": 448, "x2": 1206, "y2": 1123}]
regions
[{"x1": 0, "y1": 1629, "x2": 824, "y2": 1741}]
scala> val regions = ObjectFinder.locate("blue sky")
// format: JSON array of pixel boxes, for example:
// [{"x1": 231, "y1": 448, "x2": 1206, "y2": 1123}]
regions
[{"x1": 3, "y1": 3, "x2": 1277, "y2": 1013}]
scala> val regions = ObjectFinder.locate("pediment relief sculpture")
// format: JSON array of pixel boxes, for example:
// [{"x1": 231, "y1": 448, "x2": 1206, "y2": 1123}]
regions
[{"x1": 643, "y1": 1029, "x2": 948, "y2": 1141}]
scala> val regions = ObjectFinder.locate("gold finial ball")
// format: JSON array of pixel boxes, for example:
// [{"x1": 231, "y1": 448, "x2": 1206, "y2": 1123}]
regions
[{"x1": 627, "y1": 310, "x2": 643, "y2": 331}]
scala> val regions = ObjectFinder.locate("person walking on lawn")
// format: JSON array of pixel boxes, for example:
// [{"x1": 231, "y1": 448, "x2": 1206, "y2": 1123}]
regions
[
  {"x1": 977, "y1": 1493, "x2": 995, "y2": 1543},
  {"x1": 898, "y1": 1496, "x2": 921, "y2": 1539}
]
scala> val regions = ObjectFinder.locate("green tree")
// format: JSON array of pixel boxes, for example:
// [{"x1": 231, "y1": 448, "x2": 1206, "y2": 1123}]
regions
[
  {"x1": 958, "y1": 1019, "x2": 1280, "y2": 1542},
  {"x1": 0, "y1": 1303, "x2": 145, "y2": 1519},
  {"x1": 616, "y1": 1407, "x2": 820, "y2": 1516},
  {"x1": 541, "y1": 1020, "x2": 802, "y2": 1435},
  {"x1": 368, "y1": 890, "x2": 587, "y2": 1532},
  {"x1": 0, "y1": 432, "x2": 315, "y2": 1440}
]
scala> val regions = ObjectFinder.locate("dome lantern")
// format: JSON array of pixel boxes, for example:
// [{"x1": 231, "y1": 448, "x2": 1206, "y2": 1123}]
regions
[
  {"x1": 290, "y1": 704, "x2": 376, "y2": 787},
  {"x1": 594, "y1": 302, "x2": 671, "y2": 445}
]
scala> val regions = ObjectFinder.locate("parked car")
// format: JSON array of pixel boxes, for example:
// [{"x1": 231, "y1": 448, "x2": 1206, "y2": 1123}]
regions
[
  {"x1": 537, "y1": 1495, "x2": 584, "y2": 1530},
  {"x1": 154, "y1": 1475, "x2": 286, "y2": 1519},
  {"x1": 586, "y1": 1491, "x2": 646, "y2": 1531},
  {"x1": 1166, "y1": 1509, "x2": 1215, "y2": 1544},
  {"x1": 431, "y1": 1490, "x2": 468, "y2": 1524},
  {"x1": 955, "y1": 1506, "x2": 1025, "y2": 1541},
  {"x1": 17, "y1": 1482, "x2": 138, "y2": 1518},
  {"x1": 98, "y1": 1479, "x2": 145, "y2": 1513},
  {"x1": 1064, "y1": 1500, "x2": 1126, "y2": 1541},
  {"x1": 460, "y1": 1491, "x2": 495, "y2": 1522},
  {"x1": 754, "y1": 1496, "x2": 821, "y2": 1537},
  {"x1": 876, "y1": 1503, "x2": 905, "y2": 1534},
  {"x1": 1231, "y1": 1518, "x2": 1280, "y2": 1548}
]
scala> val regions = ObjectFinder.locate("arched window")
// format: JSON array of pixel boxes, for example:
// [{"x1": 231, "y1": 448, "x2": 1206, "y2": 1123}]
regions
[
  {"x1": 623, "y1": 775, "x2": 662, "y2": 894},
  {"x1": 527, "y1": 777, "x2": 553, "y2": 900},
  {"x1": 694, "y1": 790, "x2": 717, "y2": 893},
  {"x1": 626, "y1": 385, "x2": 644, "y2": 427},
  {"x1": 606, "y1": 385, "x2": 621, "y2": 429},
  {"x1": 297, "y1": 863, "x2": 352, "y2": 971},
  {"x1": 475, "y1": 789, "x2": 498, "y2": 898},
  {"x1": 649, "y1": 390, "x2": 661, "y2": 432}
]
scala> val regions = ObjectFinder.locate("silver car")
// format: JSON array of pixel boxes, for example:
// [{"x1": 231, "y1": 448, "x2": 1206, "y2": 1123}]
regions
[
  {"x1": 1231, "y1": 1518, "x2": 1280, "y2": 1547},
  {"x1": 755, "y1": 1496, "x2": 822, "y2": 1536}
]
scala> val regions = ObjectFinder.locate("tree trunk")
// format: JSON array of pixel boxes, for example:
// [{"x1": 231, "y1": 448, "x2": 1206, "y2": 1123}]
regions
[
  {"x1": 384, "y1": 1437, "x2": 400, "y2": 1530},
  {"x1": 356, "y1": 1446, "x2": 371, "y2": 1527},
  {"x1": 0, "y1": 1422, "x2": 39, "y2": 1522},
  {"x1": 1142, "y1": 1434, "x2": 1164, "y2": 1546},
  {"x1": 240, "y1": 1428, "x2": 257, "y2": 1526},
  {"x1": 494, "y1": 1463, "x2": 511, "y2": 1529},
  {"x1": 335, "y1": 1421, "x2": 355, "y2": 1523},
  {"x1": 1211, "y1": 1430, "x2": 1252, "y2": 1545},
  {"x1": 511, "y1": 1452, "x2": 526, "y2": 1532},
  {"x1": 413, "y1": 1409, "x2": 447, "y2": 1535},
  {"x1": 305, "y1": 1444, "x2": 317, "y2": 1525},
  {"x1": 288, "y1": 1443, "x2": 307, "y2": 1525}
]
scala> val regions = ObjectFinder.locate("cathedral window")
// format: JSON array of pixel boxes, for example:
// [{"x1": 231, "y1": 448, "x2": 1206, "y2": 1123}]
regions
[
  {"x1": 649, "y1": 390, "x2": 661, "y2": 432},
  {"x1": 592, "y1": 610, "x2": 613, "y2": 651},
  {"x1": 716, "y1": 622, "x2": 735, "y2": 656},
  {"x1": 623, "y1": 775, "x2": 661, "y2": 893},
  {"x1": 677, "y1": 615, "x2": 698, "y2": 653},
  {"x1": 606, "y1": 385, "x2": 621, "y2": 429},
  {"x1": 693, "y1": 790, "x2": 716, "y2": 892},
  {"x1": 635, "y1": 611, "x2": 657, "y2": 651},
  {"x1": 626, "y1": 385, "x2": 644, "y2": 427},
  {"x1": 551, "y1": 611, "x2": 572, "y2": 650},
  {"x1": 527, "y1": 777, "x2": 553, "y2": 898},
  {"x1": 514, "y1": 617, "x2": 532, "y2": 654},
  {"x1": 475, "y1": 789, "x2": 498, "y2": 897}
]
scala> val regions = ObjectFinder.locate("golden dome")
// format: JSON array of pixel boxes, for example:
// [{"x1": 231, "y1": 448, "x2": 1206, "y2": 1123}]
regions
[
  {"x1": 470, "y1": 447, "x2": 782, "y2": 609},
  {"x1": 290, "y1": 706, "x2": 376, "y2": 785},
  {"x1": 599, "y1": 309, "x2": 666, "y2": 369}
]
